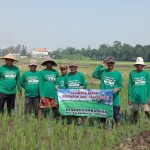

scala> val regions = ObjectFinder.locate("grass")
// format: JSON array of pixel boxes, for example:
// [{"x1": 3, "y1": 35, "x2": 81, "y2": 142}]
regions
[{"x1": 0, "y1": 59, "x2": 150, "y2": 149}]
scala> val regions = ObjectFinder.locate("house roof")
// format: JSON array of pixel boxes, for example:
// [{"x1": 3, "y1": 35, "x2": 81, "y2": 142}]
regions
[{"x1": 34, "y1": 48, "x2": 48, "y2": 52}]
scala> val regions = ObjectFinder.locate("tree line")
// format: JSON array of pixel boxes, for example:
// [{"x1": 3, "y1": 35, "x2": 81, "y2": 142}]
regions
[
  {"x1": 50, "y1": 41, "x2": 150, "y2": 61},
  {"x1": 1, "y1": 41, "x2": 150, "y2": 61},
  {"x1": 0, "y1": 44, "x2": 27, "y2": 56}
]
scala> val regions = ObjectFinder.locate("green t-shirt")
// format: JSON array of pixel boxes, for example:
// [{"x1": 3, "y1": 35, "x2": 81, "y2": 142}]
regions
[
  {"x1": 39, "y1": 69, "x2": 59, "y2": 99},
  {"x1": 92, "y1": 65, "x2": 122, "y2": 106},
  {"x1": 56, "y1": 75, "x2": 66, "y2": 89},
  {"x1": 20, "y1": 71, "x2": 40, "y2": 98},
  {"x1": 55, "y1": 75, "x2": 66, "y2": 104},
  {"x1": 0, "y1": 65, "x2": 21, "y2": 94},
  {"x1": 64, "y1": 71, "x2": 87, "y2": 89},
  {"x1": 128, "y1": 70, "x2": 150, "y2": 104}
]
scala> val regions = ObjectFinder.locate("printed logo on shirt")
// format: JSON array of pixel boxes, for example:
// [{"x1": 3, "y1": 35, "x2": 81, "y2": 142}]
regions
[
  {"x1": 59, "y1": 81, "x2": 64, "y2": 87},
  {"x1": 45, "y1": 74, "x2": 56, "y2": 82},
  {"x1": 103, "y1": 76, "x2": 115, "y2": 86},
  {"x1": 4, "y1": 71, "x2": 16, "y2": 79},
  {"x1": 68, "y1": 80, "x2": 80, "y2": 87},
  {"x1": 134, "y1": 77, "x2": 145, "y2": 85},
  {"x1": 27, "y1": 76, "x2": 39, "y2": 84}
]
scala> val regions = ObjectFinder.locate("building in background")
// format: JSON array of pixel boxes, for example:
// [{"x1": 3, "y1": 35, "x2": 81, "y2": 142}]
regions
[{"x1": 29, "y1": 48, "x2": 49, "y2": 58}]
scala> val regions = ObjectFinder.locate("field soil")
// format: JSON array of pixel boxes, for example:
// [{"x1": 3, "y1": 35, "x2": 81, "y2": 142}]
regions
[{"x1": 118, "y1": 130, "x2": 150, "y2": 150}]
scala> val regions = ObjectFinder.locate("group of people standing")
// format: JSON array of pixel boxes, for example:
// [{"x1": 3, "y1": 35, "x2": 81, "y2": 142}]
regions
[
  {"x1": 0, "y1": 53, "x2": 150, "y2": 128},
  {"x1": 0, "y1": 53, "x2": 86, "y2": 122},
  {"x1": 92, "y1": 56, "x2": 150, "y2": 127}
]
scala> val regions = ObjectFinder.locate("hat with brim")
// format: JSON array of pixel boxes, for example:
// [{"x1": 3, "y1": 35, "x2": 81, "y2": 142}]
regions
[
  {"x1": 68, "y1": 61, "x2": 78, "y2": 67},
  {"x1": 134, "y1": 57, "x2": 145, "y2": 66},
  {"x1": 0, "y1": 53, "x2": 18, "y2": 62},
  {"x1": 41, "y1": 57, "x2": 57, "y2": 66},
  {"x1": 29, "y1": 59, "x2": 37, "y2": 66},
  {"x1": 107, "y1": 56, "x2": 115, "y2": 63},
  {"x1": 60, "y1": 63, "x2": 68, "y2": 69}
]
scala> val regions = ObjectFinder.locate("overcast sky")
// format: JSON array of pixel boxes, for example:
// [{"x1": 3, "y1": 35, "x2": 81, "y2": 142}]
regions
[{"x1": 0, "y1": 0, "x2": 150, "y2": 51}]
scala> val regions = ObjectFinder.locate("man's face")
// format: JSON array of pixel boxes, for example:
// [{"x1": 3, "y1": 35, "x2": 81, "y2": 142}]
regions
[
  {"x1": 60, "y1": 67, "x2": 68, "y2": 75},
  {"x1": 106, "y1": 62, "x2": 115, "y2": 70},
  {"x1": 69, "y1": 66, "x2": 78, "y2": 74},
  {"x1": 46, "y1": 61, "x2": 53, "y2": 69},
  {"x1": 29, "y1": 65, "x2": 37, "y2": 71},
  {"x1": 135, "y1": 64, "x2": 143, "y2": 71},
  {"x1": 5, "y1": 58, "x2": 14, "y2": 66}
]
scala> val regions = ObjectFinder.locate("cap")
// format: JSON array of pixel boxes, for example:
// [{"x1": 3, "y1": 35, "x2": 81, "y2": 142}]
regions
[
  {"x1": 29, "y1": 59, "x2": 37, "y2": 66},
  {"x1": 60, "y1": 63, "x2": 68, "y2": 69},
  {"x1": 107, "y1": 56, "x2": 115, "y2": 63}
]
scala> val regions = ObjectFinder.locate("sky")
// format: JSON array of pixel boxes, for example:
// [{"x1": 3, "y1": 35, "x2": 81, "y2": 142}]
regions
[{"x1": 0, "y1": 0, "x2": 150, "y2": 51}]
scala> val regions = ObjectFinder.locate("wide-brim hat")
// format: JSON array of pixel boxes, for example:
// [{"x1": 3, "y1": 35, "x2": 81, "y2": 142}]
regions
[
  {"x1": 134, "y1": 57, "x2": 145, "y2": 66},
  {"x1": 41, "y1": 57, "x2": 57, "y2": 66},
  {"x1": 68, "y1": 61, "x2": 78, "y2": 67},
  {"x1": 0, "y1": 53, "x2": 18, "y2": 62}
]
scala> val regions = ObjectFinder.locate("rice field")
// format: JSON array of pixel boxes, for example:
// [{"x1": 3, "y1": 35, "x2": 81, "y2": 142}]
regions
[{"x1": 0, "y1": 58, "x2": 150, "y2": 150}]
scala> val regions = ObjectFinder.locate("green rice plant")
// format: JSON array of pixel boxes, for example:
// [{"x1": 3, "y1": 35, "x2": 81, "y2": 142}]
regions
[
  {"x1": 20, "y1": 135, "x2": 26, "y2": 150},
  {"x1": 76, "y1": 126, "x2": 83, "y2": 149},
  {"x1": 0, "y1": 135, "x2": 4, "y2": 150},
  {"x1": 124, "y1": 123, "x2": 131, "y2": 138},
  {"x1": 6, "y1": 133, "x2": 13, "y2": 149},
  {"x1": 29, "y1": 136, "x2": 39, "y2": 150},
  {"x1": 2, "y1": 113, "x2": 9, "y2": 132},
  {"x1": 49, "y1": 123, "x2": 55, "y2": 149},
  {"x1": 40, "y1": 142, "x2": 47, "y2": 150}
]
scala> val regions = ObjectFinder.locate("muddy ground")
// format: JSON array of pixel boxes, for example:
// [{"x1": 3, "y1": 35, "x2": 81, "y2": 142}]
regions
[{"x1": 117, "y1": 130, "x2": 150, "y2": 150}]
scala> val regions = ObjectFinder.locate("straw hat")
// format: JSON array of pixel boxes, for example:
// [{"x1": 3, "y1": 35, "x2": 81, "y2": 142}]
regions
[
  {"x1": 134, "y1": 57, "x2": 145, "y2": 66},
  {"x1": 0, "y1": 53, "x2": 18, "y2": 62},
  {"x1": 68, "y1": 61, "x2": 78, "y2": 67},
  {"x1": 41, "y1": 57, "x2": 57, "y2": 66}
]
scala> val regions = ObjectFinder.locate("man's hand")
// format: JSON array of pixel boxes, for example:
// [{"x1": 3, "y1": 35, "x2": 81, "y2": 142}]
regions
[
  {"x1": 18, "y1": 92, "x2": 22, "y2": 98},
  {"x1": 148, "y1": 99, "x2": 150, "y2": 106},
  {"x1": 79, "y1": 86, "x2": 83, "y2": 89},
  {"x1": 128, "y1": 100, "x2": 132, "y2": 105},
  {"x1": 55, "y1": 86, "x2": 58, "y2": 90},
  {"x1": 101, "y1": 59, "x2": 107, "y2": 66},
  {"x1": 40, "y1": 97, "x2": 45, "y2": 102},
  {"x1": 113, "y1": 88, "x2": 119, "y2": 93}
]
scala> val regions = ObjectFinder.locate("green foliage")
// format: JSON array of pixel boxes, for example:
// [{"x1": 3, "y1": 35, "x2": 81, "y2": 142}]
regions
[{"x1": 50, "y1": 41, "x2": 150, "y2": 61}]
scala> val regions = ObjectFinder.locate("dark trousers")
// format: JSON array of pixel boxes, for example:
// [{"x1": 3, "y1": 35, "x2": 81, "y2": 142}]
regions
[
  {"x1": 100, "y1": 106, "x2": 120, "y2": 123},
  {"x1": 25, "y1": 96, "x2": 40, "y2": 117},
  {"x1": 0, "y1": 92, "x2": 16, "y2": 115}
]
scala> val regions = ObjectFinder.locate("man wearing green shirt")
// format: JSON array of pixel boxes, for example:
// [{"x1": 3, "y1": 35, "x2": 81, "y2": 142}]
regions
[
  {"x1": 92, "y1": 56, "x2": 122, "y2": 129},
  {"x1": 20, "y1": 60, "x2": 40, "y2": 118},
  {"x1": 128, "y1": 57, "x2": 150, "y2": 124},
  {"x1": 64, "y1": 61, "x2": 87, "y2": 124},
  {"x1": 0, "y1": 53, "x2": 21, "y2": 116},
  {"x1": 55, "y1": 63, "x2": 68, "y2": 121},
  {"x1": 56, "y1": 64, "x2": 68, "y2": 89},
  {"x1": 39, "y1": 57, "x2": 59, "y2": 119}
]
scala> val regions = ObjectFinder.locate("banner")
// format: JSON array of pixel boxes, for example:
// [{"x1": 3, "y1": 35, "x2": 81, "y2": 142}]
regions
[{"x1": 58, "y1": 89, "x2": 113, "y2": 118}]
